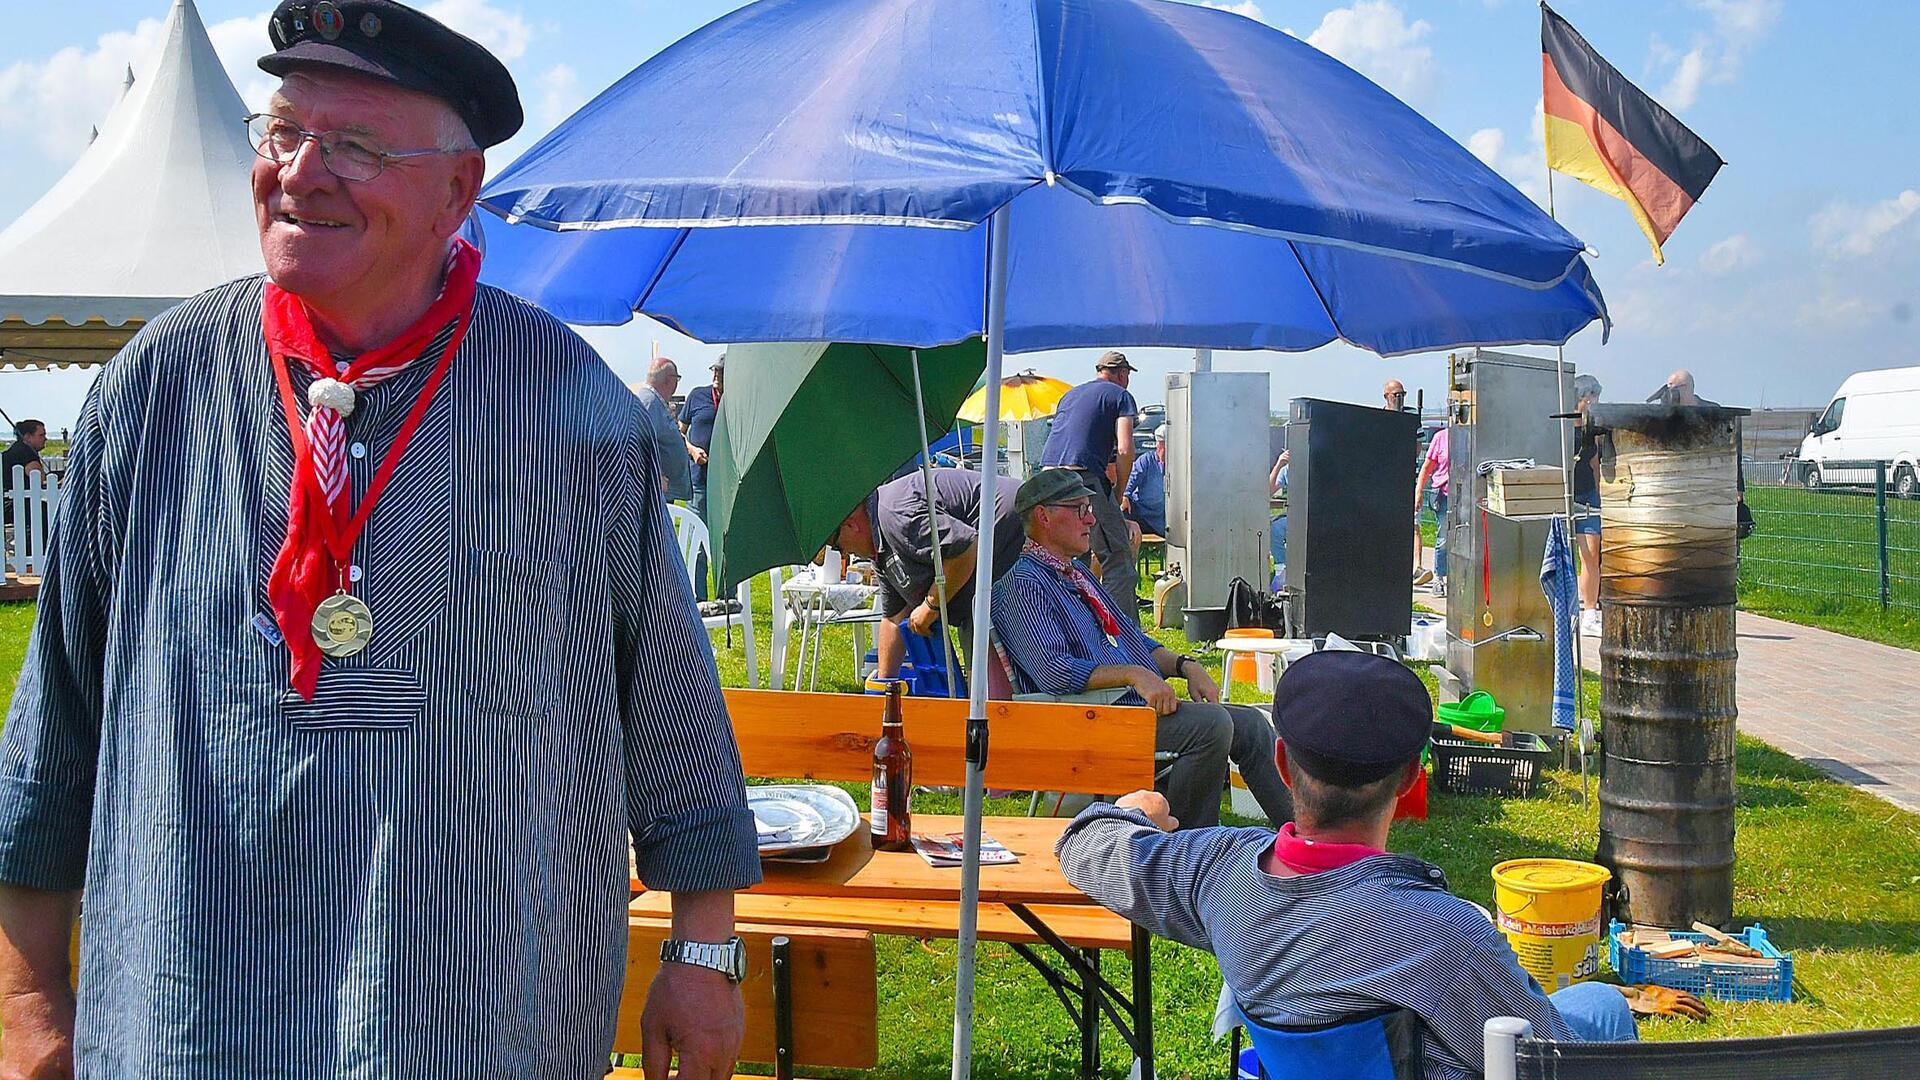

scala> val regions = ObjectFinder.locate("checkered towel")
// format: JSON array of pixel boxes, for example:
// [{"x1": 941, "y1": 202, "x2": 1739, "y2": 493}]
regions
[{"x1": 1540, "y1": 518, "x2": 1578, "y2": 730}]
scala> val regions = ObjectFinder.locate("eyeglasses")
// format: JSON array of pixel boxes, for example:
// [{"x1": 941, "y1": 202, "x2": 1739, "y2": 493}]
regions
[
  {"x1": 1045, "y1": 500, "x2": 1096, "y2": 518},
  {"x1": 245, "y1": 113, "x2": 464, "y2": 183}
]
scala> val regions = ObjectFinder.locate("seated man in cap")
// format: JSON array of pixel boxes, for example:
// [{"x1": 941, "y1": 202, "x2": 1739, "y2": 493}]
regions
[
  {"x1": 992, "y1": 468, "x2": 1294, "y2": 829},
  {"x1": 1058, "y1": 651, "x2": 1696, "y2": 1079},
  {"x1": 829, "y1": 467, "x2": 1023, "y2": 694}
]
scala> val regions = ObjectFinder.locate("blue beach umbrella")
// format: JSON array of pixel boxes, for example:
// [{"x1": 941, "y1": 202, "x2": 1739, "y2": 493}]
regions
[{"x1": 475, "y1": 2, "x2": 1609, "y2": 1075}]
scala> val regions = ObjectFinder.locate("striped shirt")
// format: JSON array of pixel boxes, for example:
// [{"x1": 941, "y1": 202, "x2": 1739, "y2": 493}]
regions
[
  {"x1": 0, "y1": 277, "x2": 759, "y2": 1077},
  {"x1": 990, "y1": 550, "x2": 1160, "y2": 703},
  {"x1": 1057, "y1": 806, "x2": 1574, "y2": 1079}
]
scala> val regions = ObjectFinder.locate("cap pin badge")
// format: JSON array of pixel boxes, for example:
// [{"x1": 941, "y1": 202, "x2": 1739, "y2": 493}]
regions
[{"x1": 314, "y1": 1, "x2": 344, "y2": 40}]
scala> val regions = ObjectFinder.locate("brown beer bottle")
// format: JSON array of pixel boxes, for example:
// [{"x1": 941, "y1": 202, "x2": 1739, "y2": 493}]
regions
[{"x1": 870, "y1": 680, "x2": 914, "y2": 851}]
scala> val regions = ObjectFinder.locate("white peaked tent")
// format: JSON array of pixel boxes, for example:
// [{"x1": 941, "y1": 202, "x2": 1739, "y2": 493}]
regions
[{"x1": 0, "y1": 0, "x2": 263, "y2": 370}]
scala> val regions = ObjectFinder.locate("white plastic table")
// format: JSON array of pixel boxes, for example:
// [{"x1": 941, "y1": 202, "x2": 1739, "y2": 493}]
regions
[
  {"x1": 1211, "y1": 637, "x2": 1315, "y2": 701},
  {"x1": 779, "y1": 574, "x2": 882, "y2": 690}
]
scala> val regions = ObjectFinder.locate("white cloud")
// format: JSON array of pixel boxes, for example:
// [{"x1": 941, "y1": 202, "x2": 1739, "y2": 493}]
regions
[
  {"x1": 1305, "y1": 2, "x2": 1440, "y2": 106},
  {"x1": 1810, "y1": 190, "x2": 1920, "y2": 258},
  {"x1": 1648, "y1": 0, "x2": 1781, "y2": 112},
  {"x1": 1699, "y1": 233, "x2": 1757, "y2": 274},
  {"x1": 423, "y1": 0, "x2": 534, "y2": 62},
  {"x1": 533, "y1": 64, "x2": 588, "y2": 131},
  {"x1": 1659, "y1": 47, "x2": 1709, "y2": 111},
  {"x1": 1466, "y1": 127, "x2": 1504, "y2": 167},
  {"x1": 1202, "y1": 1, "x2": 1267, "y2": 20},
  {"x1": 0, "y1": 17, "x2": 168, "y2": 163}
]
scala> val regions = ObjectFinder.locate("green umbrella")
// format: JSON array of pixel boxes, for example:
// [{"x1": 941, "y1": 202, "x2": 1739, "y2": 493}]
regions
[{"x1": 708, "y1": 339, "x2": 987, "y2": 593}]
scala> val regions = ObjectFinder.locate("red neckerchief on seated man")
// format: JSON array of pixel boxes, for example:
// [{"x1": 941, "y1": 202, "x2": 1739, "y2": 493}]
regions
[
  {"x1": 1023, "y1": 538, "x2": 1122, "y2": 643},
  {"x1": 1271, "y1": 821, "x2": 1387, "y2": 874},
  {"x1": 263, "y1": 239, "x2": 481, "y2": 700}
]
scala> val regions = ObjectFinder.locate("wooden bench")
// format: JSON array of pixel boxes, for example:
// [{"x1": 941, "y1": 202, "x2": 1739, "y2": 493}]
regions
[
  {"x1": 686, "y1": 687, "x2": 1161, "y2": 1079},
  {"x1": 681, "y1": 687, "x2": 1152, "y2": 955},
  {"x1": 611, "y1": 917, "x2": 877, "y2": 1080}
]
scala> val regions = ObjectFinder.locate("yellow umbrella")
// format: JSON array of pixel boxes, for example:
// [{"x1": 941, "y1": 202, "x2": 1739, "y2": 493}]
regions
[{"x1": 956, "y1": 370, "x2": 1073, "y2": 423}]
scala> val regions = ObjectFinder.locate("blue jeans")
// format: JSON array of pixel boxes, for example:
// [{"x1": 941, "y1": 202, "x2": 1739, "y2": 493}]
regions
[
  {"x1": 1548, "y1": 982, "x2": 1638, "y2": 1042},
  {"x1": 690, "y1": 475, "x2": 710, "y2": 601},
  {"x1": 1425, "y1": 490, "x2": 1448, "y2": 579}
]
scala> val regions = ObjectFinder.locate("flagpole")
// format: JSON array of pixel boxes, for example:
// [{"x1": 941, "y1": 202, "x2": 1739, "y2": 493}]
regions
[{"x1": 1544, "y1": 159, "x2": 1590, "y2": 803}]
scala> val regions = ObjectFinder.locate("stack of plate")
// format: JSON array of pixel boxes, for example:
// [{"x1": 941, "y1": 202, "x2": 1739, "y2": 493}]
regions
[{"x1": 748, "y1": 785, "x2": 861, "y2": 864}]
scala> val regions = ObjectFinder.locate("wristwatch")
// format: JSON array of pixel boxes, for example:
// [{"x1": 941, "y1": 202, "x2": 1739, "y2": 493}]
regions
[
  {"x1": 659, "y1": 936, "x2": 748, "y2": 984},
  {"x1": 1174, "y1": 654, "x2": 1202, "y2": 679}
]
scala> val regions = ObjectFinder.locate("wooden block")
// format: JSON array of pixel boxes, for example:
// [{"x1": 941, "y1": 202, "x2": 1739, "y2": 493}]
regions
[
  {"x1": 1644, "y1": 940, "x2": 1699, "y2": 959},
  {"x1": 724, "y1": 688, "x2": 1156, "y2": 793},
  {"x1": 631, "y1": 892, "x2": 1136, "y2": 951},
  {"x1": 1691, "y1": 921, "x2": 1765, "y2": 957}
]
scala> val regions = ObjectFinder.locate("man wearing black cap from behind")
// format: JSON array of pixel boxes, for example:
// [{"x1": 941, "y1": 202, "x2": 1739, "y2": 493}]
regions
[
  {"x1": 1058, "y1": 651, "x2": 1689, "y2": 1077},
  {"x1": 994, "y1": 468, "x2": 1293, "y2": 830},
  {"x1": 0, "y1": 3, "x2": 756, "y2": 1076},
  {"x1": 1040, "y1": 350, "x2": 1142, "y2": 604}
]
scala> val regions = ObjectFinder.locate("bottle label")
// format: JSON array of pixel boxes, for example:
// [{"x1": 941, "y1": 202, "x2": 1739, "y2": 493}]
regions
[{"x1": 870, "y1": 774, "x2": 888, "y2": 834}]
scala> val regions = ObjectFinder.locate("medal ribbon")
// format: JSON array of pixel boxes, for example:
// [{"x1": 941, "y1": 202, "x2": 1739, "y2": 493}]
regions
[
  {"x1": 265, "y1": 240, "x2": 480, "y2": 699},
  {"x1": 1023, "y1": 540, "x2": 1122, "y2": 639}
]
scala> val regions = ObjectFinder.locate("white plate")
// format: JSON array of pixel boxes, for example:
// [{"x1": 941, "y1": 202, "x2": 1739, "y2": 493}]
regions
[{"x1": 748, "y1": 785, "x2": 861, "y2": 856}]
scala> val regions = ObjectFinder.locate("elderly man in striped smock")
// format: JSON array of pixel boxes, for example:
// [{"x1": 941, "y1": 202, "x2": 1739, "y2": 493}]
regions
[{"x1": 0, "y1": 3, "x2": 758, "y2": 1077}]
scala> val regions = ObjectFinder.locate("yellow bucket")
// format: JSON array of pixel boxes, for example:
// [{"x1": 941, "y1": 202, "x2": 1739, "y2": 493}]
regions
[{"x1": 1491, "y1": 859, "x2": 1611, "y2": 990}]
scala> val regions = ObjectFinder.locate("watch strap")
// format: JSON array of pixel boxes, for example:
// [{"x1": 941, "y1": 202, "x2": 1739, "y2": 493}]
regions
[{"x1": 659, "y1": 935, "x2": 747, "y2": 984}]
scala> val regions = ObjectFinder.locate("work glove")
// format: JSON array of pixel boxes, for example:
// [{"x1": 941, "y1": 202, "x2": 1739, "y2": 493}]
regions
[{"x1": 1618, "y1": 984, "x2": 1712, "y2": 1021}]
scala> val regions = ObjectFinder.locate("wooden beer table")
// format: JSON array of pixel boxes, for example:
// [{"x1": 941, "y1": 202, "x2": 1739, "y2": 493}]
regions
[{"x1": 639, "y1": 813, "x2": 1158, "y2": 1079}]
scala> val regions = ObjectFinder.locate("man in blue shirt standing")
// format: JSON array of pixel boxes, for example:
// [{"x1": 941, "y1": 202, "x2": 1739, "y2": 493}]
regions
[
  {"x1": 679, "y1": 356, "x2": 723, "y2": 599},
  {"x1": 1123, "y1": 427, "x2": 1168, "y2": 538},
  {"x1": 1041, "y1": 351, "x2": 1140, "y2": 605}
]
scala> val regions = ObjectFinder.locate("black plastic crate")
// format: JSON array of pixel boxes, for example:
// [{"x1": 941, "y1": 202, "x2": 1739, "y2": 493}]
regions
[{"x1": 1431, "y1": 732, "x2": 1554, "y2": 796}]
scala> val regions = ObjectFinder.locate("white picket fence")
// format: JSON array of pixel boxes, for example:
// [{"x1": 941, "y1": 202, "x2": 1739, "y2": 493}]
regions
[{"x1": 6, "y1": 465, "x2": 62, "y2": 579}]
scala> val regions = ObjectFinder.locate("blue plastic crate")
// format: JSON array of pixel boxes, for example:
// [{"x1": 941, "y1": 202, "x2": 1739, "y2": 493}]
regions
[{"x1": 1608, "y1": 920, "x2": 1793, "y2": 1002}]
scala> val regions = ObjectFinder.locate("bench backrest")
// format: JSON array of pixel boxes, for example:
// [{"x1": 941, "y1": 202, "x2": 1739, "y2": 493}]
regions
[
  {"x1": 618, "y1": 918, "x2": 878, "y2": 1070},
  {"x1": 723, "y1": 687, "x2": 1156, "y2": 793}
]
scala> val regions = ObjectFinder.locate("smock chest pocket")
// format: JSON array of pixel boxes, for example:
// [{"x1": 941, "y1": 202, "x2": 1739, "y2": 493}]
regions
[{"x1": 461, "y1": 548, "x2": 567, "y2": 715}]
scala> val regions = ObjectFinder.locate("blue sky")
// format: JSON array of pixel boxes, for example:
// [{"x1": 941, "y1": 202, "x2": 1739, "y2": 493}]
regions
[{"x1": 4, "y1": 0, "x2": 1916, "y2": 429}]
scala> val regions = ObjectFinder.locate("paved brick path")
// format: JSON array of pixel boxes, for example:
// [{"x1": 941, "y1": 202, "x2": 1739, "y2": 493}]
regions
[{"x1": 1419, "y1": 570, "x2": 1920, "y2": 814}]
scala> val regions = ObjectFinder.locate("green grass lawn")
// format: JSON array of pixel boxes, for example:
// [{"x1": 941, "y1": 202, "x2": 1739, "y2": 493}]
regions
[
  {"x1": 1738, "y1": 484, "x2": 1920, "y2": 650},
  {"x1": 701, "y1": 578, "x2": 1920, "y2": 1075},
  {"x1": 5, "y1": 579, "x2": 1916, "y2": 1076}
]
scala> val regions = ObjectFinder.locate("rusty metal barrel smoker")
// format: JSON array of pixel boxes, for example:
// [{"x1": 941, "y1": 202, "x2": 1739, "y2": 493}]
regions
[{"x1": 1591, "y1": 403, "x2": 1747, "y2": 929}]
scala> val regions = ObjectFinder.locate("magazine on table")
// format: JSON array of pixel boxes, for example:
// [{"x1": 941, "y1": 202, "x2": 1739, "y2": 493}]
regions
[{"x1": 912, "y1": 831, "x2": 1018, "y2": 867}]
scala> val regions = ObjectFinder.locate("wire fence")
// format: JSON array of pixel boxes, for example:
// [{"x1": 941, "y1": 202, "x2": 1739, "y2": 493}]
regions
[{"x1": 1740, "y1": 458, "x2": 1920, "y2": 613}]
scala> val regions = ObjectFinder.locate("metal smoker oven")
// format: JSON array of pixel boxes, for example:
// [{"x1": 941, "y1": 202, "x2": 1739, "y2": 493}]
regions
[
  {"x1": 1165, "y1": 371, "x2": 1272, "y2": 619},
  {"x1": 1441, "y1": 350, "x2": 1572, "y2": 736}
]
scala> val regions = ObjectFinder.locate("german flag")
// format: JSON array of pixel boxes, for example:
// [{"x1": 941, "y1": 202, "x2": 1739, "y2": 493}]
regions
[{"x1": 1541, "y1": 3, "x2": 1723, "y2": 264}]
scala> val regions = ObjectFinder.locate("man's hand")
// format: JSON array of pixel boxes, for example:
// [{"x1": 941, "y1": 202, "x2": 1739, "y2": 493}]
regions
[
  {"x1": 688, "y1": 446, "x2": 709, "y2": 467},
  {"x1": 907, "y1": 600, "x2": 939, "y2": 636},
  {"x1": 1128, "y1": 669, "x2": 1179, "y2": 715},
  {"x1": 1115, "y1": 790, "x2": 1178, "y2": 831},
  {"x1": 1618, "y1": 984, "x2": 1711, "y2": 1021},
  {"x1": 641, "y1": 962, "x2": 745, "y2": 1080},
  {"x1": 0, "y1": 995, "x2": 75, "y2": 1080},
  {"x1": 1181, "y1": 661, "x2": 1222, "y2": 704}
]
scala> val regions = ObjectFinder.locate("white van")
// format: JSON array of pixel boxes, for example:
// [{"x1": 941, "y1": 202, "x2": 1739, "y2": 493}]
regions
[{"x1": 1796, "y1": 366, "x2": 1920, "y2": 496}]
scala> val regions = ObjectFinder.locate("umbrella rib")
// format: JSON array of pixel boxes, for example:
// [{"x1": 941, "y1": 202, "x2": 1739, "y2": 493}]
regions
[
  {"x1": 1284, "y1": 238, "x2": 1352, "y2": 347},
  {"x1": 633, "y1": 227, "x2": 693, "y2": 312}
]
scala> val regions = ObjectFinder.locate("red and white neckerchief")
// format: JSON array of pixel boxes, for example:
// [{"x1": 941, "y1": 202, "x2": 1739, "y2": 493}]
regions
[
  {"x1": 1023, "y1": 539, "x2": 1122, "y2": 644},
  {"x1": 263, "y1": 240, "x2": 481, "y2": 700}
]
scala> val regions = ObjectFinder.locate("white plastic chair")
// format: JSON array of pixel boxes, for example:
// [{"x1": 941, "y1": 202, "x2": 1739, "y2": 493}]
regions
[{"x1": 667, "y1": 505, "x2": 758, "y2": 687}]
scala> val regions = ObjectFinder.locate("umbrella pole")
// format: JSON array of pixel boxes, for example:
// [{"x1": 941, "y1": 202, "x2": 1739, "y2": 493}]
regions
[
  {"x1": 909, "y1": 349, "x2": 963, "y2": 698},
  {"x1": 952, "y1": 203, "x2": 1009, "y2": 1080}
]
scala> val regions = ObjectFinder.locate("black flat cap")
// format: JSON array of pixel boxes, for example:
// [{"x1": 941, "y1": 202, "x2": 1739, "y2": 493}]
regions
[
  {"x1": 259, "y1": 0, "x2": 523, "y2": 148},
  {"x1": 1273, "y1": 650, "x2": 1432, "y2": 784},
  {"x1": 1014, "y1": 467, "x2": 1096, "y2": 515}
]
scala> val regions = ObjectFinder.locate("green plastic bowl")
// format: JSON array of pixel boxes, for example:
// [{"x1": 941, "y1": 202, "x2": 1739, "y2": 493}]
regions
[{"x1": 1437, "y1": 690, "x2": 1505, "y2": 733}]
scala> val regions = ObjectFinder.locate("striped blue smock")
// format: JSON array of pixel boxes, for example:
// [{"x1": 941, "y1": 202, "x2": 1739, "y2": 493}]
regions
[
  {"x1": 0, "y1": 277, "x2": 759, "y2": 1078},
  {"x1": 1057, "y1": 805, "x2": 1575, "y2": 1079},
  {"x1": 991, "y1": 551, "x2": 1160, "y2": 703}
]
